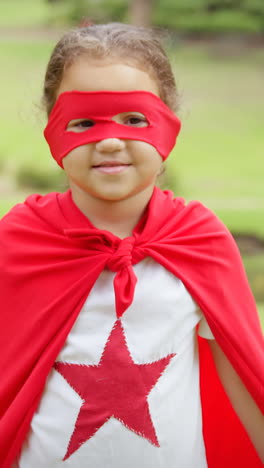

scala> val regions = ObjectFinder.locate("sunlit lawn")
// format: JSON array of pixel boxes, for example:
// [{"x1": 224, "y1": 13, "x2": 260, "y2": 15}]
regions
[
  {"x1": 0, "y1": 0, "x2": 49, "y2": 27},
  {"x1": 258, "y1": 304, "x2": 264, "y2": 328},
  {"x1": 166, "y1": 45, "x2": 264, "y2": 236},
  {"x1": 0, "y1": 0, "x2": 68, "y2": 28},
  {"x1": 1, "y1": 40, "x2": 264, "y2": 232},
  {"x1": 0, "y1": 4, "x2": 263, "y2": 328}
]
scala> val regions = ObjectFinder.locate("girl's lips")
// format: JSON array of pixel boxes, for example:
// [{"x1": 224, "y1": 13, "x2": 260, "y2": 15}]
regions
[{"x1": 92, "y1": 164, "x2": 131, "y2": 174}]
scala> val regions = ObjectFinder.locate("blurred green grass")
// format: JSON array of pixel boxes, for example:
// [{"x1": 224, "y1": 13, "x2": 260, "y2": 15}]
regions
[
  {"x1": 166, "y1": 46, "x2": 264, "y2": 237},
  {"x1": 1, "y1": 40, "x2": 263, "y2": 232},
  {"x1": 0, "y1": 0, "x2": 53, "y2": 28},
  {"x1": 243, "y1": 254, "x2": 264, "y2": 327},
  {"x1": 0, "y1": 6, "x2": 263, "y2": 327},
  {"x1": 0, "y1": 40, "x2": 54, "y2": 166},
  {"x1": 258, "y1": 304, "x2": 264, "y2": 329},
  {"x1": 0, "y1": 0, "x2": 76, "y2": 29}
]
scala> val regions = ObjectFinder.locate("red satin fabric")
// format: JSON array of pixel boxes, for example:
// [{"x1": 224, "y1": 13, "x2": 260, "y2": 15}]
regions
[
  {"x1": 0, "y1": 187, "x2": 263, "y2": 467},
  {"x1": 44, "y1": 90, "x2": 181, "y2": 166},
  {"x1": 199, "y1": 337, "x2": 263, "y2": 468}
]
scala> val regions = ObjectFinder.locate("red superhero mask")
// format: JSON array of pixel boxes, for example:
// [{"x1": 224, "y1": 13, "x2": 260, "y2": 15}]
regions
[{"x1": 44, "y1": 90, "x2": 181, "y2": 167}]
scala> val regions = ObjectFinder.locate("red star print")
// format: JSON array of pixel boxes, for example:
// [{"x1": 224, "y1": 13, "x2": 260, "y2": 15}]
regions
[{"x1": 54, "y1": 320, "x2": 175, "y2": 460}]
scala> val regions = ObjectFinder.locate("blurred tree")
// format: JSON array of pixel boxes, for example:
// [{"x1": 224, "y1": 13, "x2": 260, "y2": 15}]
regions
[
  {"x1": 129, "y1": 0, "x2": 155, "y2": 27},
  {"x1": 67, "y1": 0, "x2": 89, "y2": 24},
  {"x1": 152, "y1": 0, "x2": 264, "y2": 34},
  {"x1": 63, "y1": 0, "x2": 127, "y2": 24},
  {"x1": 206, "y1": 0, "x2": 242, "y2": 11},
  {"x1": 46, "y1": 0, "x2": 264, "y2": 35},
  {"x1": 243, "y1": 0, "x2": 264, "y2": 32}
]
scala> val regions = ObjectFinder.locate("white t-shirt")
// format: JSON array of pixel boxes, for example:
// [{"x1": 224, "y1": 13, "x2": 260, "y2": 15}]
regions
[{"x1": 18, "y1": 258, "x2": 214, "y2": 468}]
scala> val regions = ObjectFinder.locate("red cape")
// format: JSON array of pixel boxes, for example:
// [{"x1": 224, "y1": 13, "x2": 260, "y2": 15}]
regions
[{"x1": 0, "y1": 187, "x2": 263, "y2": 467}]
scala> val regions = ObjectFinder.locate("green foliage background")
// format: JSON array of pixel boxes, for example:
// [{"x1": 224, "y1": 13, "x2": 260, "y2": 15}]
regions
[
  {"x1": 0, "y1": 0, "x2": 263, "y2": 324},
  {"x1": 47, "y1": 0, "x2": 264, "y2": 34}
]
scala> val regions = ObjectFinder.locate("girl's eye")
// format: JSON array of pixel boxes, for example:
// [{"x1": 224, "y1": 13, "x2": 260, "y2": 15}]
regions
[
  {"x1": 67, "y1": 119, "x2": 95, "y2": 132},
  {"x1": 112, "y1": 112, "x2": 148, "y2": 128},
  {"x1": 125, "y1": 116, "x2": 148, "y2": 127},
  {"x1": 78, "y1": 120, "x2": 95, "y2": 128}
]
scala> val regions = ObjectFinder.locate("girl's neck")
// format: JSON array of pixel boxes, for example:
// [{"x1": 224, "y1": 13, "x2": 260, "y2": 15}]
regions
[{"x1": 70, "y1": 185, "x2": 155, "y2": 239}]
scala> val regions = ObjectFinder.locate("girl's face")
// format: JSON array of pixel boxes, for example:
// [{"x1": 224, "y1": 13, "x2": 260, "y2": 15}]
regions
[{"x1": 57, "y1": 57, "x2": 163, "y2": 205}]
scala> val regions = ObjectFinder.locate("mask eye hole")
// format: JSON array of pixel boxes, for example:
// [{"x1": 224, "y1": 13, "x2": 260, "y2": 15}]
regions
[
  {"x1": 66, "y1": 119, "x2": 95, "y2": 132},
  {"x1": 112, "y1": 112, "x2": 149, "y2": 128}
]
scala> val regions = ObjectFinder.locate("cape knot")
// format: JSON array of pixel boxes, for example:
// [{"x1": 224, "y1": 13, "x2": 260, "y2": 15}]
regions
[{"x1": 107, "y1": 236, "x2": 135, "y2": 272}]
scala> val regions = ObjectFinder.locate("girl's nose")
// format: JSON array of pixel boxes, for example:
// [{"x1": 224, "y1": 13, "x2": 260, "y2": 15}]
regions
[{"x1": 95, "y1": 138, "x2": 125, "y2": 153}]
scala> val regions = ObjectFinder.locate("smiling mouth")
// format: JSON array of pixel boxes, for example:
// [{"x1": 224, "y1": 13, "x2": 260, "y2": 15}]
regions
[{"x1": 92, "y1": 162, "x2": 131, "y2": 174}]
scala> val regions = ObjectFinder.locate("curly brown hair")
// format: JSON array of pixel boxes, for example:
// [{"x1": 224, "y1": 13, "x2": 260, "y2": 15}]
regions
[{"x1": 42, "y1": 23, "x2": 179, "y2": 117}]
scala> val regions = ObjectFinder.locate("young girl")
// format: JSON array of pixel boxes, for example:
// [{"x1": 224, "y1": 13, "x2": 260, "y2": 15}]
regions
[{"x1": 0, "y1": 23, "x2": 263, "y2": 468}]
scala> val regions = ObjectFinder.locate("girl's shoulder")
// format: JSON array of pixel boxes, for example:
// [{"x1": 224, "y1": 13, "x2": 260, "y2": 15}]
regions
[
  {"x1": 0, "y1": 191, "x2": 65, "y2": 236},
  {"x1": 1, "y1": 191, "x2": 59, "y2": 218},
  {"x1": 160, "y1": 188, "x2": 232, "y2": 236}
]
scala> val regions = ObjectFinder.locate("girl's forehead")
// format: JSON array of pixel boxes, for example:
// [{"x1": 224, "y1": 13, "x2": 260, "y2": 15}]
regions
[{"x1": 57, "y1": 58, "x2": 160, "y2": 99}]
